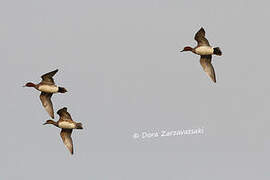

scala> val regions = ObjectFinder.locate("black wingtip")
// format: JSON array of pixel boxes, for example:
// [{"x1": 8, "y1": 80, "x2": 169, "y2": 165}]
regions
[
  {"x1": 51, "y1": 69, "x2": 58, "y2": 73},
  {"x1": 70, "y1": 149, "x2": 74, "y2": 155},
  {"x1": 200, "y1": 27, "x2": 205, "y2": 31},
  {"x1": 53, "y1": 69, "x2": 59, "y2": 74},
  {"x1": 57, "y1": 107, "x2": 68, "y2": 115}
]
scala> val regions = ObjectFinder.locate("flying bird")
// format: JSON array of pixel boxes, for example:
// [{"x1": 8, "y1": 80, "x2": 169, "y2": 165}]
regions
[
  {"x1": 43, "y1": 107, "x2": 83, "y2": 155},
  {"x1": 180, "y1": 27, "x2": 222, "y2": 83},
  {"x1": 23, "y1": 69, "x2": 67, "y2": 118}
]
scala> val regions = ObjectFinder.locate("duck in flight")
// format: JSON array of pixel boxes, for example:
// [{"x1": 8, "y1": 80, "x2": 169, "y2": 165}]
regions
[
  {"x1": 180, "y1": 27, "x2": 222, "y2": 83},
  {"x1": 23, "y1": 69, "x2": 67, "y2": 118},
  {"x1": 43, "y1": 107, "x2": 83, "y2": 155}
]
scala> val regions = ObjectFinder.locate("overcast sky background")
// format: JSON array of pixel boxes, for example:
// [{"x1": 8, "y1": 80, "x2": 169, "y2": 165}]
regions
[{"x1": 1, "y1": 0, "x2": 270, "y2": 179}]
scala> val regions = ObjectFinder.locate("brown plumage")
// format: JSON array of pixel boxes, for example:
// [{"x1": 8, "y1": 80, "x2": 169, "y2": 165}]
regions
[
  {"x1": 60, "y1": 129, "x2": 74, "y2": 154},
  {"x1": 194, "y1": 28, "x2": 210, "y2": 46},
  {"x1": 200, "y1": 55, "x2": 216, "y2": 83},
  {"x1": 43, "y1": 107, "x2": 83, "y2": 155},
  {"x1": 40, "y1": 92, "x2": 54, "y2": 118},
  {"x1": 41, "y1": 69, "x2": 58, "y2": 84},
  {"x1": 24, "y1": 69, "x2": 67, "y2": 118},
  {"x1": 181, "y1": 27, "x2": 222, "y2": 83}
]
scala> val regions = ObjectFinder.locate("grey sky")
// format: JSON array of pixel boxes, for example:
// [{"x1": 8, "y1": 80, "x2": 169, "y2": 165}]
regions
[{"x1": 2, "y1": 0, "x2": 270, "y2": 179}]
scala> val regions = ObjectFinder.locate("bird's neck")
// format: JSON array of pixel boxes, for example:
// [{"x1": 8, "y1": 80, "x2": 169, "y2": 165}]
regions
[{"x1": 47, "y1": 120, "x2": 58, "y2": 127}]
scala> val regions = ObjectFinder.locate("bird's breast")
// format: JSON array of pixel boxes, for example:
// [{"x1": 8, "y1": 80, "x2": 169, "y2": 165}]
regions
[
  {"x1": 194, "y1": 46, "x2": 214, "y2": 55},
  {"x1": 38, "y1": 85, "x2": 59, "y2": 93},
  {"x1": 58, "y1": 121, "x2": 76, "y2": 129}
]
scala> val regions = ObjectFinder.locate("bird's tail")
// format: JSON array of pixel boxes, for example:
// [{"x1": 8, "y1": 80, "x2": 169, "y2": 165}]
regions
[
  {"x1": 76, "y1": 123, "x2": 83, "y2": 129},
  {"x1": 213, "y1": 47, "x2": 222, "y2": 56},
  {"x1": 58, "y1": 87, "x2": 67, "y2": 93}
]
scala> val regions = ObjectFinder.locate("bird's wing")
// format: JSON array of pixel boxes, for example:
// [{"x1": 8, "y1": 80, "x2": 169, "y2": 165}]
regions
[
  {"x1": 40, "y1": 92, "x2": 54, "y2": 118},
  {"x1": 200, "y1": 55, "x2": 216, "y2": 83},
  {"x1": 194, "y1": 27, "x2": 210, "y2": 46},
  {"x1": 57, "y1": 107, "x2": 72, "y2": 120},
  {"x1": 60, "y1": 129, "x2": 73, "y2": 155},
  {"x1": 41, "y1": 69, "x2": 58, "y2": 84}
]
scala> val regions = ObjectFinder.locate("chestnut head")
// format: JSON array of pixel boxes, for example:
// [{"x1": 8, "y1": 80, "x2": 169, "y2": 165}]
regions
[
  {"x1": 180, "y1": 46, "x2": 193, "y2": 52},
  {"x1": 23, "y1": 82, "x2": 36, "y2": 88}
]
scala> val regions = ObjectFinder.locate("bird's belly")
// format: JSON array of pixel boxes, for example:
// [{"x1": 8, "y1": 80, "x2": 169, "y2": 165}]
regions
[
  {"x1": 58, "y1": 121, "x2": 76, "y2": 129},
  {"x1": 195, "y1": 46, "x2": 214, "y2": 55},
  {"x1": 38, "y1": 85, "x2": 59, "y2": 93}
]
